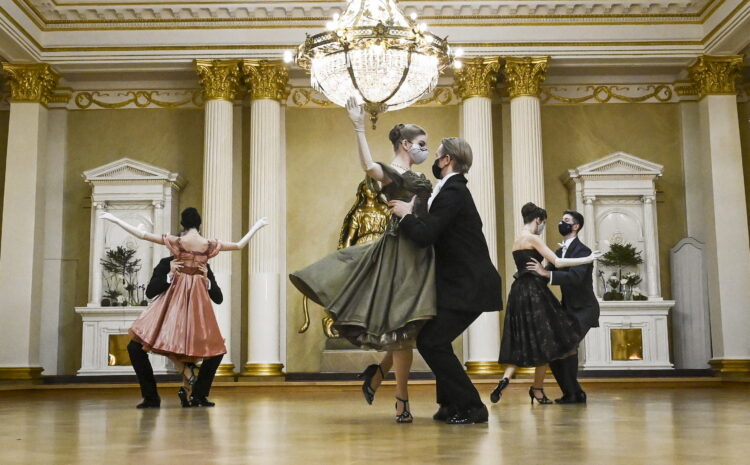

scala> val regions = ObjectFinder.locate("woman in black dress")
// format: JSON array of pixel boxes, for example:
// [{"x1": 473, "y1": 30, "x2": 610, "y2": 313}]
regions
[{"x1": 491, "y1": 203, "x2": 600, "y2": 404}]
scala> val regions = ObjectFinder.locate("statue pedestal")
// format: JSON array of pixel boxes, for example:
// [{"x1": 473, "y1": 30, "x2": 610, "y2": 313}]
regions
[
  {"x1": 75, "y1": 306, "x2": 175, "y2": 376},
  {"x1": 582, "y1": 301, "x2": 674, "y2": 370}
]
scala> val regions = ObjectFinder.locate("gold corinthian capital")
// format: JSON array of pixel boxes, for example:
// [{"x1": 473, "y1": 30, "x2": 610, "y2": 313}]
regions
[
  {"x1": 503, "y1": 56, "x2": 549, "y2": 99},
  {"x1": 687, "y1": 55, "x2": 744, "y2": 98},
  {"x1": 195, "y1": 59, "x2": 243, "y2": 101},
  {"x1": 453, "y1": 57, "x2": 501, "y2": 100},
  {"x1": 1, "y1": 63, "x2": 59, "y2": 103},
  {"x1": 241, "y1": 60, "x2": 289, "y2": 101}
]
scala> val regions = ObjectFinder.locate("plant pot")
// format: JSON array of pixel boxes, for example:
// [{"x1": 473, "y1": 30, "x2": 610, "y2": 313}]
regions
[
  {"x1": 139, "y1": 300, "x2": 148, "y2": 306},
  {"x1": 101, "y1": 298, "x2": 110, "y2": 307},
  {"x1": 603, "y1": 291, "x2": 625, "y2": 301}
]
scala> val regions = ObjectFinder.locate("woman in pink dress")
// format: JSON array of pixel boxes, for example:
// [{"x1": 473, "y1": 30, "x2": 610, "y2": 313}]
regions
[{"x1": 101, "y1": 207, "x2": 267, "y2": 402}]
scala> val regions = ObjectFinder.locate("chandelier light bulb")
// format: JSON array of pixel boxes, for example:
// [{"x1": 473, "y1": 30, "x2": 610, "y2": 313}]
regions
[
  {"x1": 325, "y1": 21, "x2": 335, "y2": 31},
  {"x1": 455, "y1": 48, "x2": 465, "y2": 58},
  {"x1": 418, "y1": 22, "x2": 428, "y2": 32},
  {"x1": 283, "y1": 50, "x2": 293, "y2": 63},
  {"x1": 453, "y1": 60, "x2": 463, "y2": 69},
  {"x1": 333, "y1": 13, "x2": 340, "y2": 22},
  {"x1": 410, "y1": 12, "x2": 418, "y2": 21}
]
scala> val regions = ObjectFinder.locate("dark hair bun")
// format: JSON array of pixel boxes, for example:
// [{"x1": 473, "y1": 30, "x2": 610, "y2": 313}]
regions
[
  {"x1": 521, "y1": 202, "x2": 538, "y2": 218},
  {"x1": 388, "y1": 123, "x2": 405, "y2": 145},
  {"x1": 180, "y1": 207, "x2": 202, "y2": 230},
  {"x1": 521, "y1": 202, "x2": 547, "y2": 224}
]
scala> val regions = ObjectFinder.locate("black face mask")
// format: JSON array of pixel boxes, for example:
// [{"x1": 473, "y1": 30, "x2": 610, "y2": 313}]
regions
[
  {"x1": 432, "y1": 158, "x2": 444, "y2": 179},
  {"x1": 558, "y1": 221, "x2": 573, "y2": 236}
]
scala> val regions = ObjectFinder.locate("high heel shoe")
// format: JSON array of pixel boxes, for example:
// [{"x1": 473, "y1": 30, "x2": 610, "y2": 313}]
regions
[
  {"x1": 490, "y1": 377, "x2": 510, "y2": 403},
  {"x1": 395, "y1": 397, "x2": 413, "y2": 424},
  {"x1": 177, "y1": 387, "x2": 191, "y2": 408},
  {"x1": 358, "y1": 364, "x2": 384, "y2": 405},
  {"x1": 528, "y1": 386, "x2": 553, "y2": 405}
]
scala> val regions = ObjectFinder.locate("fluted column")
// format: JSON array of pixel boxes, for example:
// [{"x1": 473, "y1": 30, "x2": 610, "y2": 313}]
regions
[
  {"x1": 195, "y1": 59, "x2": 242, "y2": 377},
  {"x1": 454, "y1": 57, "x2": 503, "y2": 375},
  {"x1": 0, "y1": 63, "x2": 58, "y2": 382},
  {"x1": 89, "y1": 201, "x2": 107, "y2": 306},
  {"x1": 506, "y1": 57, "x2": 549, "y2": 234},
  {"x1": 641, "y1": 195, "x2": 660, "y2": 299},
  {"x1": 688, "y1": 55, "x2": 750, "y2": 377},
  {"x1": 241, "y1": 60, "x2": 288, "y2": 377}
]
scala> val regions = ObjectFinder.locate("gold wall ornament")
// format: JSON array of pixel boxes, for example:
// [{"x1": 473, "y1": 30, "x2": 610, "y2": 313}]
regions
[
  {"x1": 73, "y1": 90, "x2": 203, "y2": 109},
  {"x1": 503, "y1": 56, "x2": 549, "y2": 99},
  {"x1": 290, "y1": 88, "x2": 333, "y2": 107},
  {"x1": 687, "y1": 55, "x2": 744, "y2": 98},
  {"x1": 195, "y1": 59, "x2": 243, "y2": 101},
  {"x1": 453, "y1": 57, "x2": 501, "y2": 100},
  {"x1": 242, "y1": 59, "x2": 289, "y2": 101},
  {"x1": 0, "y1": 62, "x2": 59, "y2": 103},
  {"x1": 540, "y1": 85, "x2": 674, "y2": 104}
]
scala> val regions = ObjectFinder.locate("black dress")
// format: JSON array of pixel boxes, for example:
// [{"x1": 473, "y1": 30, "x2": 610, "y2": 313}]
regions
[{"x1": 498, "y1": 249, "x2": 582, "y2": 367}]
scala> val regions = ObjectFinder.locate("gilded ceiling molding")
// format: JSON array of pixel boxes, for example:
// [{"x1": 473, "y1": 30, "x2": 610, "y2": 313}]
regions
[
  {"x1": 195, "y1": 59, "x2": 243, "y2": 101},
  {"x1": 0, "y1": 62, "x2": 58, "y2": 103},
  {"x1": 687, "y1": 55, "x2": 744, "y2": 97},
  {"x1": 453, "y1": 57, "x2": 502, "y2": 100},
  {"x1": 503, "y1": 56, "x2": 549, "y2": 99},
  {"x1": 72, "y1": 90, "x2": 203, "y2": 110},
  {"x1": 540, "y1": 84, "x2": 675, "y2": 104},
  {"x1": 242, "y1": 60, "x2": 289, "y2": 102}
]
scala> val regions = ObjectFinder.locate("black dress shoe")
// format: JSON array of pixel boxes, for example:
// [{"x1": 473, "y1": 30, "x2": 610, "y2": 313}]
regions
[
  {"x1": 555, "y1": 391, "x2": 587, "y2": 404},
  {"x1": 433, "y1": 405, "x2": 456, "y2": 421},
  {"x1": 136, "y1": 399, "x2": 161, "y2": 409},
  {"x1": 446, "y1": 405, "x2": 489, "y2": 425},
  {"x1": 190, "y1": 396, "x2": 216, "y2": 407}
]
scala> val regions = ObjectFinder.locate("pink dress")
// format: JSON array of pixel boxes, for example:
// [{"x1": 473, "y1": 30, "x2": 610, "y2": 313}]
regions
[{"x1": 129, "y1": 235, "x2": 226, "y2": 363}]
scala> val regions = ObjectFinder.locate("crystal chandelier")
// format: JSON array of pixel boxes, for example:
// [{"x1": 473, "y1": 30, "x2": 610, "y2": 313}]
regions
[{"x1": 296, "y1": 0, "x2": 453, "y2": 127}]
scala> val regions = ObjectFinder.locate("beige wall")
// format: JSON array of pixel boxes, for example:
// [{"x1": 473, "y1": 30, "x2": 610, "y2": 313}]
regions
[
  {"x1": 62, "y1": 108, "x2": 204, "y2": 371},
  {"x1": 541, "y1": 103, "x2": 687, "y2": 299},
  {"x1": 285, "y1": 105, "x2": 460, "y2": 372},
  {"x1": 739, "y1": 102, "x2": 750, "y2": 239}
]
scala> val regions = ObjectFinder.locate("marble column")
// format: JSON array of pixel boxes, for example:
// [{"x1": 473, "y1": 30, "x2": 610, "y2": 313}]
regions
[
  {"x1": 676, "y1": 85, "x2": 705, "y2": 241},
  {"x1": 641, "y1": 195, "x2": 661, "y2": 299},
  {"x1": 688, "y1": 55, "x2": 750, "y2": 377},
  {"x1": 505, "y1": 57, "x2": 549, "y2": 234},
  {"x1": 453, "y1": 57, "x2": 502, "y2": 375},
  {"x1": 241, "y1": 60, "x2": 288, "y2": 377},
  {"x1": 195, "y1": 59, "x2": 243, "y2": 377},
  {"x1": 0, "y1": 63, "x2": 58, "y2": 382}
]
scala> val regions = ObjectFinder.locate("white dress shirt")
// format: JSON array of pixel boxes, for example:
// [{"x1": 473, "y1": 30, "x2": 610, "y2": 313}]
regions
[
  {"x1": 549, "y1": 236, "x2": 576, "y2": 283},
  {"x1": 427, "y1": 172, "x2": 459, "y2": 210}
]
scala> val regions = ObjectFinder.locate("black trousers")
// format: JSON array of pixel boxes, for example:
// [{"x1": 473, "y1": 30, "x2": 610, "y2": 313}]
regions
[
  {"x1": 548, "y1": 326, "x2": 590, "y2": 396},
  {"x1": 417, "y1": 308, "x2": 484, "y2": 411},
  {"x1": 127, "y1": 340, "x2": 224, "y2": 401}
]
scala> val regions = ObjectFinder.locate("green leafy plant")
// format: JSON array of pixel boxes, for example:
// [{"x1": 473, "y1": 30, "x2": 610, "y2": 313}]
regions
[
  {"x1": 600, "y1": 242, "x2": 645, "y2": 301},
  {"x1": 100, "y1": 246, "x2": 143, "y2": 306}
]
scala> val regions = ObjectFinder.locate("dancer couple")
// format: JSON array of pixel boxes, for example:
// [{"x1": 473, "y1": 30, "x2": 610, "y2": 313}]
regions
[
  {"x1": 289, "y1": 98, "x2": 599, "y2": 423},
  {"x1": 101, "y1": 207, "x2": 268, "y2": 408}
]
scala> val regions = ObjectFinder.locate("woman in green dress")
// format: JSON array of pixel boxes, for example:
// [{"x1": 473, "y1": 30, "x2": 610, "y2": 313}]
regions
[{"x1": 290, "y1": 97, "x2": 437, "y2": 423}]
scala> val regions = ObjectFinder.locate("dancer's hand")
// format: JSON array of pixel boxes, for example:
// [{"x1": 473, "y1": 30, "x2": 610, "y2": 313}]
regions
[
  {"x1": 526, "y1": 257, "x2": 550, "y2": 278},
  {"x1": 197, "y1": 263, "x2": 208, "y2": 278},
  {"x1": 255, "y1": 217, "x2": 270, "y2": 228},
  {"x1": 99, "y1": 212, "x2": 118, "y2": 223},
  {"x1": 169, "y1": 260, "x2": 183, "y2": 274},
  {"x1": 589, "y1": 251, "x2": 603, "y2": 260},
  {"x1": 388, "y1": 196, "x2": 415, "y2": 218},
  {"x1": 345, "y1": 96, "x2": 365, "y2": 132}
]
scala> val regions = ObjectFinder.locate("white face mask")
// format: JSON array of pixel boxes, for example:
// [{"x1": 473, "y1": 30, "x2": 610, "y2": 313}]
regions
[
  {"x1": 537, "y1": 221, "x2": 546, "y2": 235},
  {"x1": 407, "y1": 143, "x2": 429, "y2": 164}
]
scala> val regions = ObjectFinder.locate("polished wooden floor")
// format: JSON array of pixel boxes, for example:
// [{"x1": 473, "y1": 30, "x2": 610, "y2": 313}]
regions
[{"x1": 1, "y1": 381, "x2": 748, "y2": 465}]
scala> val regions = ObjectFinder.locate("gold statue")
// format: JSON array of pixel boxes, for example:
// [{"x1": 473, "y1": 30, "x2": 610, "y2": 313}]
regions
[{"x1": 298, "y1": 177, "x2": 390, "y2": 337}]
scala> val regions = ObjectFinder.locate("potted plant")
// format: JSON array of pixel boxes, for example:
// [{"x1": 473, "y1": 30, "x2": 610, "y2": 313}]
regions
[
  {"x1": 599, "y1": 242, "x2": 645, "y2": 301},
  {"x1": 100, "y1": 245, "x2": 143, "y2": 306}
]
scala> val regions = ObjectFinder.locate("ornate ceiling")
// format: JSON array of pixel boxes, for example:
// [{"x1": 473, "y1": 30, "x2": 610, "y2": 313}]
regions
[{"x1": 0, "y1": 0, "x2": 748, "y2": 82}]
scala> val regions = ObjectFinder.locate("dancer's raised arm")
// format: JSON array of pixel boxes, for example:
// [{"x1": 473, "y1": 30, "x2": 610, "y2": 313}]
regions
[
  {"x1": 527, "y1": 234, "x2": 601, "y2": 268},
  {"x1": 219, "y1": 217, "x2": 269, "y2": 251},
  {"x1": 100, "y1": 212, "x2": 165, "y2": 244},
  {"x1": 345, "y1": 97, "x2": 388, "y2": 184}
]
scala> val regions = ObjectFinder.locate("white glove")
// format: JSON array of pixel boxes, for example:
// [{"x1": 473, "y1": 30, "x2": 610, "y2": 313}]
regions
[
  {"x1": 346, "y1": 96, "x2": 366, "y2": 133},
  {"x1": 555, "y1": 251, "x2": 603, "y2": 268},
  {"x1": 236, "y1": 217, "x2": 269, "y2": 249},
  {"x1": 100, "y1": 212, "x2": 146, "y2": 239}
]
